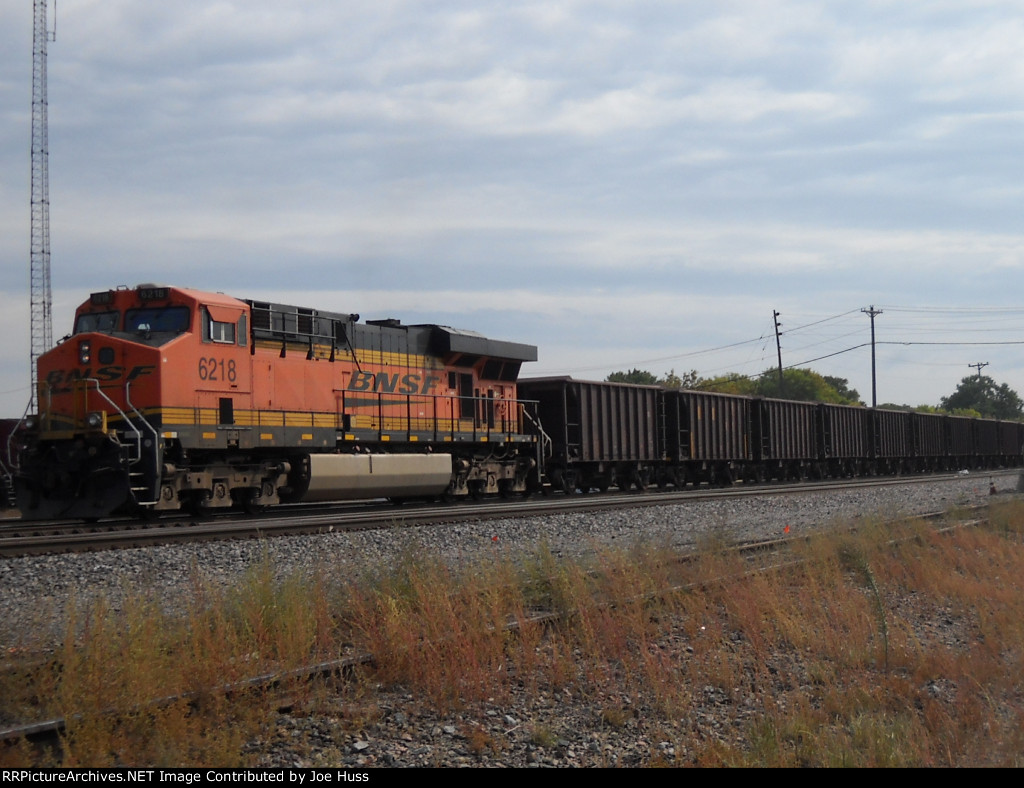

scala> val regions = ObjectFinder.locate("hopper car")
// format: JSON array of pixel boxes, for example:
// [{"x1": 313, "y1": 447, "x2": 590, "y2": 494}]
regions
[{"x1": 518, "y1": 377, "x2": 1024, "y2": 493}]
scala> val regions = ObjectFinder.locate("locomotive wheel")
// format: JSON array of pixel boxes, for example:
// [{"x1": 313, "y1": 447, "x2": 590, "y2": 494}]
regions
[
  {"x1": 186, "y1": 494, "x2": 211, "y2": 518},
  {"x1": 132, "y1": 504, "x2": 158, "y2": 521},
  {"x1": 239, "y1": 489, "x2": 268, "y2": 515}
]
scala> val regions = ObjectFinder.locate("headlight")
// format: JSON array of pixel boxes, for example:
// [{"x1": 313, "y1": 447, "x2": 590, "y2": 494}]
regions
[
  {"x1": 85, "y1": 411, "x2": 106, "y2": 430},
  {"x1": 23, "y1": 415, "x2": 38, "y2": 431}
]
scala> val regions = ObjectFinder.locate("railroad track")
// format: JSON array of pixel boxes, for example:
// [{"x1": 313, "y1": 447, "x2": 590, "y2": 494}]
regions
[{"x1": 0, "y1": 469, "x2": 1015, "y2": 556}]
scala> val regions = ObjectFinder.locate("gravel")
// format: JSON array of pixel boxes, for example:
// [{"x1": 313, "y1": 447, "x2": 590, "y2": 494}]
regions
[
  {"x1": 1, "y1": 472, "x2": 1016, "y2": 651},
  {"x1": 1, "y1": 471, "x2": 1020, "y2": 765}
]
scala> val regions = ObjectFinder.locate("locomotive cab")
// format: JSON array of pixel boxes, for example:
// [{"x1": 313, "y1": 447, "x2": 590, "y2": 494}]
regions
[{"x1": 16, "y1": 285, "x2": 263, "y2": 519}]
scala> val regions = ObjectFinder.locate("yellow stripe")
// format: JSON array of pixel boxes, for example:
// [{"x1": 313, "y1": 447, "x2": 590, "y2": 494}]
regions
[
  {"x1": 143, "y1": 407, "x2": 506, "y2": 439},
  {"x1": 251, "y1": 341, "x2": 444, "y2": 369}
]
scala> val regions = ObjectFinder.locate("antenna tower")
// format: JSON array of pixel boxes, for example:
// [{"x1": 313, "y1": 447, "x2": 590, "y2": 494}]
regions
[{"x1": 29, "y1": 0, "x2": 55, "y2": 411}]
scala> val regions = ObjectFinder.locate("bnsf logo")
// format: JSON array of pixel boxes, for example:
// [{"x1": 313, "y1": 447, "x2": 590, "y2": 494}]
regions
[
  {"x1": 45, "y1": 365, "x2": 156, "y2": 389},
  {"x1": 347, "y1": 371, "x2": 442, "y2": 395}
]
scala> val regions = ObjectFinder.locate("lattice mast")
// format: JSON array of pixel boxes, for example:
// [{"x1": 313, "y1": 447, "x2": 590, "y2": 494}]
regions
[{"x1": 29, "y1": 0, "x2": 54, "y2": 411}]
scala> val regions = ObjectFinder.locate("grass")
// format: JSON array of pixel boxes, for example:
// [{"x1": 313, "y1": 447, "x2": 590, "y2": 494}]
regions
[{"x1": 2, "y1": 500, "x2": 1024, "y2": 766}]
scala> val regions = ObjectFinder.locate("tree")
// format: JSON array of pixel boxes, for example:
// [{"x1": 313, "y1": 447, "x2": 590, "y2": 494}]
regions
[
  {"x1": 695, "y1": 373, "x2": 757, "y2": 396},
  {"x1": 939, "y1": 375, "x2": 1023, "y2": 420},
  {"x1": 606, "y1": 369, "x2": 659, "y2": 386},
  {"x1": 659, "y1": 369, "x2": 702, "y2": 389},
  {"x1": 606, "y1": 367, "x2": 863, "y2": 404},
  {"x1": 605, "y1": 369, "x2": 702, "y2": 388},
  {"x1": 822, "y1": 376, "x2": 861, "y2": 404},
  {"x1": 753, "y1": 368, "x2": 863, "y2": 405}
]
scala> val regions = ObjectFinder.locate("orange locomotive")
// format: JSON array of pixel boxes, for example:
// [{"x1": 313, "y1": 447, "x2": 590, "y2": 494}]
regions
[{"x1": 14, "y1": 284, "x2": 541, "y2": 519}]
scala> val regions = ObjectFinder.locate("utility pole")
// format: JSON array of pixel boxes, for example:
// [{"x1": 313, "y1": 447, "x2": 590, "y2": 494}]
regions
[
  {"x1": 773, "y1": 310, "x2": 784, "y2": 397},
  {"x1": 29, "y1": 0, "x2": 55, "y2": 411},
  {"x1": 968, "y1": 362, "x2": 989, "y2": 380},
  {"x1": 862, "y1": 305, "x2": 882, "y2": 407}
]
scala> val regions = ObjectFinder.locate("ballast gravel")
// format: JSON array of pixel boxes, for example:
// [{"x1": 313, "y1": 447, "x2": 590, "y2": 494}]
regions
[
  {"x1": 0, "y1": 473, "x2": 1016, "y2": 651},
  {"x1": 1, "y1": 471, "x2": 1020, "y2": 766}
]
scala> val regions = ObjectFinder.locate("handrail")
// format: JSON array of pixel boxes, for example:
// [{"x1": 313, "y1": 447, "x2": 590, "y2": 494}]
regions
[
  {"x1": 125, "y1": 380, "x2": 161, "y2": 505},
  {"x1": 68, "y1": 379, "x2": 157, "y2": 504},
  {"x1": 75, "y1": 378, "x2": 142, "y2": 449},
  {"x1": 2, "y1": 398, "x2": 34, "y2": 474},
  {"x1": 521, "y1": 402, "x2": 552, "y2": 459}
]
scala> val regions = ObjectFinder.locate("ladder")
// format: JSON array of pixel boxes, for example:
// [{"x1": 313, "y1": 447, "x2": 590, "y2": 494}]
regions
[{"x1": 1, "y1": 471, "x2": 15, "y2": 509}]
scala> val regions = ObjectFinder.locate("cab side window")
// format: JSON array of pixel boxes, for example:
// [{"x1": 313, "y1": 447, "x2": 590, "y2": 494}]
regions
[
  {"x1": 201, "y1": 306, "x2": 238, "y2": 345},
  {"x1": 210, "y1": 319, "x2": 236, "y2": 344}
]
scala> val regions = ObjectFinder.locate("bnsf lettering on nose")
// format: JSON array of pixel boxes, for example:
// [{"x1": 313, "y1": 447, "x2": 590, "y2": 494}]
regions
[
  {"x1": 46, "y1": 365, "x2": 156, "y2": 387},
  {"x1": 347, "y1": 371, "x2": 441, "y2": 395}
]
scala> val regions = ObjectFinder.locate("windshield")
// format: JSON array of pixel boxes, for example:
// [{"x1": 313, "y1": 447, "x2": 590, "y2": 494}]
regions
[
  {"x1": 125, "y1": 306, "x2": 191, "y2": 335},
  {"x1": 74, "y1": 311, "x2": 120, "y2": 334}
]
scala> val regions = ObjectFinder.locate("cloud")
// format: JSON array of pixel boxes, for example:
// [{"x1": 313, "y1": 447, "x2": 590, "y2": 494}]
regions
[{"x1": 3, "y1": 1, "x2": 1024, "y2": 416}]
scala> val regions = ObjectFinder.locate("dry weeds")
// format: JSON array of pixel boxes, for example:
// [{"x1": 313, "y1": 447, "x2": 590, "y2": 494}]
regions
[{"x1": 2, "y1": 502, "x2": 1023, "y2": 767}]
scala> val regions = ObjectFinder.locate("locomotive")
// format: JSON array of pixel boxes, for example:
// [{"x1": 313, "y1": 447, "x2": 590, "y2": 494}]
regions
[
  {"x1": 4, "y1": 283, "x2": 1022, "y2": 520},
  {"x1": 9, "y1": 284, "x2": 541, "y2": 519}
]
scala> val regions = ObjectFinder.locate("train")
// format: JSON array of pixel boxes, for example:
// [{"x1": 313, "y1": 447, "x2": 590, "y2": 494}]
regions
[{"x1": 1, "y1": 283, "x2": 1021, "y2": 520}]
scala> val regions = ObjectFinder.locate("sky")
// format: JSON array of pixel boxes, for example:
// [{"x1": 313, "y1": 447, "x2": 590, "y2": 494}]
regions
[{"x1": 2, "y1": 1, "x2": 1024, "y2": 417}]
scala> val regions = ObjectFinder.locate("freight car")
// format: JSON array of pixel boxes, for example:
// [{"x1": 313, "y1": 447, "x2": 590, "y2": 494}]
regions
[
  {"x1": 520, "y1": 376, "x2": 1024, "y2": 493},
  {"x1": 518, "y1": 377, "x2": 662, "y2": 493},
  {"x1": 11, "y1": 285, "x2": 542, "y2": 519}
]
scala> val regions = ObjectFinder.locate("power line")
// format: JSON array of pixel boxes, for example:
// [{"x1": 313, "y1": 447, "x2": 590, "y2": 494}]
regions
[
  {"x1": 541, "y1": 305, "x2": 1024, "y2": 381},
  {"x1": 788, "y1": 343, "x2": 871, "y2": 368},
  {"x1": 879, "y1": 340, "x2": 1024, "y2": 347}
]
